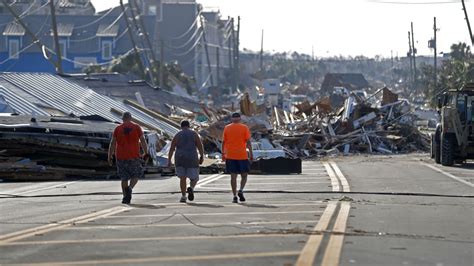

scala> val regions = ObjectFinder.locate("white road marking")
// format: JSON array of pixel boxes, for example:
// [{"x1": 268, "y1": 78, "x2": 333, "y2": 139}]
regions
[
  {"x1": 423, "y1": 163, "x2": 474, "y2": 188},
  {"x1": 196, "y1": 174, "x2": 225, "y2": 188},
  {"x1": 109, "y1": 210, "x2": 324, "y2": 218},
  {"x1": 6, "y1": 251, "x2": 302, "y2": 265},
  {"x1": 1, "y1": 181, "x2": 81, "y2": 196},
  {"x1": 0, "y1": 206, "x2": 130, "y2": 244},
  {"x1": 62, "y1": 220, "x2": 317, "y2": 230}
]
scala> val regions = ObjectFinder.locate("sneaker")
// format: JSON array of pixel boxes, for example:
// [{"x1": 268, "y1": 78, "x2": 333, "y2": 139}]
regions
[
  {"x1": 122, "y1": 194, "x2": 131, "y2": 204},
  {"x1": 238, "y1": 191, "x2": 246, "y2": 202},
  {"x1": 180, "y1": 196, "x2": 187, "y2": 203},
  {"x1": 232, "y1": 196, "x2": 238, "y2": 203},
  {"x1": 187, "y1": 187, "x2": 194, "y2": 201},
  {"x1": 127, "y1": 187, "x2": 133, "y2": 202}
]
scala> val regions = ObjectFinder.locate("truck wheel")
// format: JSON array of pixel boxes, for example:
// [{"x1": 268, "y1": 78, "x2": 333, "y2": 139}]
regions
[{"x1": 441, "y1": 134, "x2": 455, "y2": 166}]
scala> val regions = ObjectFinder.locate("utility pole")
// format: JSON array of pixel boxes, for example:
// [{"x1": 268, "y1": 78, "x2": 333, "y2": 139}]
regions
[
  {"x1": 234, "y1": 16, "x2": 240, "y2": 91},
  {"x1": 119, "y1": 0, "x2": 146, "y2": 81},
  {"x1": 216, "y1": 47, "x2": 220, "y2": 87},
  {"x1": 50, "y1": 0, "x2": 63, "y2": 74},
  {"x1": 128, "y1": 0, "x2": 155, "y2": 86},
  {"x1": 433, "y1": 17, "x2": 438, "y2": 93},
  {"x1": 411, "y1": 22, "x2": 417, "y2": 90},
  {"x1": 461, "y1": 0, "x2": 474, "y2": 45},
  {"x1": 408, "y1": 31, "x2": 413, "y2": 86},
  {"x1": 130, "y1": 0, "x2": 159, "y2": 64},
  {"x1": 160, "y1": 39, "x2": 165, "y2": 89},
  {"x1": 0, "y1": 0, "x2": 58, "y2": 69},
  {"x1": 199, "y1": 14, "x2": 214, "y2": 87},
  {"x1": 228, "y1": 18, "x2": 233, "y2": 89},
  {"x1": 231, "y1": 18, "x2": 237, "y2": 92},
  {"x1": 260, "y1": 29, "x2": 264, "y2": 72}
]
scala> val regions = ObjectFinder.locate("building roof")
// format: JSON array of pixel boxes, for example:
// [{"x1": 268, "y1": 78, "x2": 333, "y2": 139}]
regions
[
  {"x1": 50, "y1": 23, "x2": 75, "y2": 37},
  {"x1": 3, "y1": 22, "x2": 25, "y2": 36},
  {"x1": 321, "y1": 73, "x2": 370, "y2": 91},
  {"x1": 0, "y1": 72, "x2": 180, "y2": 136},
  {"x1": 96, "y1": 24, "x2": 119, "y2": 37},
  {"x1": 65, "y1": 73, "x2": 202, "y2": 116}
]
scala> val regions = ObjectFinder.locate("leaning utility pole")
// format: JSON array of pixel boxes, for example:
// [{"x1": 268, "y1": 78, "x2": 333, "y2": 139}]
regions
[
  {"x1": 411, "y1": 22, "x2": 417, "y2": 89},
  {"x1": 0, "y1": 0, "x2": 58, "y2": 69},
  {"x1": 199, "y1": 14, "x2": 214, "y2": 87},
  {"x1": 408, "y1": 31, "x2": 413, "y2": 86},
  {"x1": 130, "y1": 0, "x2": 159, "y2": 64},
  {"x1": 50, "y1": 0, "x2": 63, "y2": 74},
  {"x1": 461, "y1": 0, "x2": 474, "y2": 45},
  {"x1": 160, "y1": 39, "x2": 165, "y2": 89},
  {"x1": 119, "y1": 0, "x2": 146, "y2": 80},
  {"x1": 127, "y1": 0, "x2": 155, "y2": 86}
]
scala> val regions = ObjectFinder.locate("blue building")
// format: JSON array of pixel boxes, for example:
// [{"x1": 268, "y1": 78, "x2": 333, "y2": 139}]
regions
[
  {"x1": 0, "y1": 7, "x2": 156, "y2": 73},
  {"x1": 0, "y1": 0, "x2": 235, "y2": 89}
]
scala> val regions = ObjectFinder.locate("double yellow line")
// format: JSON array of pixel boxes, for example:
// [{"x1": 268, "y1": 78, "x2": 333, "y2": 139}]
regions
[
  {"x1": 295, "y1": 161, "x2": 351, "y2": 266},
  {"x1": 0, "y1": 206, "x2": 130, "y2": 244}
]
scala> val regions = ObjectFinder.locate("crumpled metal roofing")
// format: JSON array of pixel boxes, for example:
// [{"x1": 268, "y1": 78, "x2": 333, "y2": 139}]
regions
[
  {"x1": 0, "y1": 73, "x2": 179, "y2": 136},
  {"x1": 0, "y1": 86, "x2": 49, "y2": 116}
]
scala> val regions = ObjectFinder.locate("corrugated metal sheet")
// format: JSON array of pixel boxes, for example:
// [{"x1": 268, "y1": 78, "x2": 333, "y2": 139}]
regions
[
  {"x1": 96, "y1": 24, "x2": 119, "y2": 37},
  {"x1": 0, "y1": 73, "x2": 179, "y2": 136},
  {"x1": 3, "y1": 22, "x2": 25, "y2": 36},
  {"x1": 0, "y1": 86, "x2": 49, "y2": 116},
  {"x1": 50, "y1": 23, "x2": 75, "y2": 37}
]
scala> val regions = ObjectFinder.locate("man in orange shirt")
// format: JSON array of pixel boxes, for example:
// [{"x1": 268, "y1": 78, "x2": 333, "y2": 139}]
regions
[
  {"x1": 222, "y1": 112, "x2": 253, "y2": 203},
  {"x1": 108, "y1": 112, "x2": 148, "y2": 204}
]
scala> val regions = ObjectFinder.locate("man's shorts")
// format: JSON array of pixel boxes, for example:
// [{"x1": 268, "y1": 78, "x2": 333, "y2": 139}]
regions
[
  {"x1": 176, "y1": 167, "x2": 199, "y2": 181},
  {"x1": 117, "y1": 159, "x2": 144, "y2": 181},
  {"x1": 225, "y1": 159, "x2": 250, "y2": 174}
]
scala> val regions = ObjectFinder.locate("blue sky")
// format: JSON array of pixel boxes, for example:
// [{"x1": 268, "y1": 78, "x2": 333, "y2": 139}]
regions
[{"x1": 92, "y1": 0, "x2": 473, "y2": 58}]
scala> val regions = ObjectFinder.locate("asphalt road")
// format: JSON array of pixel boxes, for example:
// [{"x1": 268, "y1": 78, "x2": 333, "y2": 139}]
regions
[{"x1": 0, "y1": 154, "x2": 472, "y2": 266}]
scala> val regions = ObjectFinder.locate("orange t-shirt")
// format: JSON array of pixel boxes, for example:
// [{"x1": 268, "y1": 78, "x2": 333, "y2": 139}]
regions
[
  {"x1": 223, "y1": 123, "x2": 251, "y2": 160},
  {"x1": 113, "y1": 122, "x2": 143, "y2": 160}
]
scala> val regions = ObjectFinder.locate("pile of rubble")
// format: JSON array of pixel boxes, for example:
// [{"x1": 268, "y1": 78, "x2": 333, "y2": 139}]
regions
[
  {"x1": 0, "y1": 72, "x2": 435, "y2": 181},
  {"x1": 271, "y1": 87, "x2": 432, "y2": 157}
]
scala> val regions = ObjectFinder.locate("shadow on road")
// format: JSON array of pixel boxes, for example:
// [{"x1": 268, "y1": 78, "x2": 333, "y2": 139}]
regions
[
  {"x1": 186, "y1": 202, "x2": 224, "y2": 208},
  {"x1": 128, "y1": 204, "x2": 166, "y2": 209},
  {"x1": 240, "y1": 203, "x2": 279, "y2": 208}
]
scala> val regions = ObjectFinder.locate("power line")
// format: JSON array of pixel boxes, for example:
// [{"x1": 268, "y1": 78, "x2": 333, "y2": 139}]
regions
[
  {"x1": 170, "y1": 28, "x2": 203, "y2": 50},
  {"x1": 69, "y1": 8, "x2": 127, "y2": 43},
  {"x1": 170, "y1": 10, "x2": 202, "y2": 41},
  {"x1": 74, "y1": 6, "x2": 116, "y2": 29}
]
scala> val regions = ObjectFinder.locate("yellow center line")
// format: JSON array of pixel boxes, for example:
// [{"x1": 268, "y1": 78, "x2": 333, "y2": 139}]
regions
[
  {"x1": 295, "y1": 201, "x2": 338, "y2": 266},
  {"x1": 321, "y1": 201, "x2": 351, "y2": 266},
  {"x1": 6, "y1": 251, "x2": 302, "y2": 265},
  {"x1": 2, "y1": 233, "x2": 307, "y2": 246},
  {"x1": 323, "y1": 162, "x2": 340, "y2": 192},
  {"x1": 330, "y1": 161, "x2": 351, "y2": 192},
  {"x1": 0, "y1": 206, "x2": 131, "y2": 244}
]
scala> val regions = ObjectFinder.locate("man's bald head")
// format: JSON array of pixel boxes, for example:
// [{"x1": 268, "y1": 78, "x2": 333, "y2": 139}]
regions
[{"x1": 122, "y1": 112, "x2": 132, "y2": 122}]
